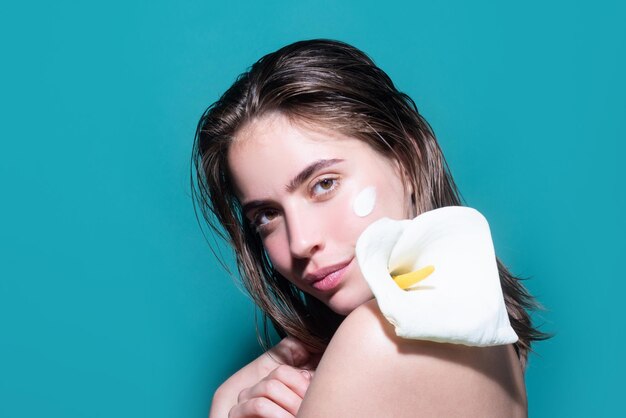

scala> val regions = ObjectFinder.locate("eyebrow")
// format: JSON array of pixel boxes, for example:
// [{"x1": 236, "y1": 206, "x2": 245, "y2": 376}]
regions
[
  {"x1": 285, "y1": 158, "x2": 344, "y2": 193},
  {"x1": 241, "y1": 158, "x2": 344, "y2": 217}
]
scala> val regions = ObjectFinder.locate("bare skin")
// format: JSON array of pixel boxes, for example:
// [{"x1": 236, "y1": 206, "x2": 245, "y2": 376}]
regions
[
  {"x1": 210, "y1": 300, "x2": 527, "y2": 417},
  {"x1": 209, "y1": 337, "x2": 320, "y2": 418},
  {"x1": 298, "y1": 300, "x2": 527, "y2": 418}
]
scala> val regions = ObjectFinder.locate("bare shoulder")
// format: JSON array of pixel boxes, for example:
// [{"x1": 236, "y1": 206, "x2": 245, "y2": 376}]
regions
[{"x1": 298, "y1": 299, "x2": 527, "y2": 418}]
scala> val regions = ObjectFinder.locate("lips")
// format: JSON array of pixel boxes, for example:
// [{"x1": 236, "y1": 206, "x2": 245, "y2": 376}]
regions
[{"x1": 304, "y1": 259, "x2": 353, "y2": 292}]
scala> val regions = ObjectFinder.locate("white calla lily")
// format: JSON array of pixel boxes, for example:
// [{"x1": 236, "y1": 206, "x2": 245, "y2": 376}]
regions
[{"x1": 355, "y1": 206, "x2": 518, "y2": 346}]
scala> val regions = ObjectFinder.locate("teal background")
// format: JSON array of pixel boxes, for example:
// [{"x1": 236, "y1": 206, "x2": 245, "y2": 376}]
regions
[{"x1": 1, "y1": 0, "x2": 624, "y2": 416}]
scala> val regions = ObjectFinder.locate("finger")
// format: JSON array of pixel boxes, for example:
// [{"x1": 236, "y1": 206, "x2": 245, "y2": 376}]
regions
[
  {"x1": 238, "y1": 378, "x2": 303, "y2": 416},
  {"x1": 299, "y1": 368, "x2": 315, "y2": 382},
  {"x1": 236, "y1": 365, "x2": 311, "y2": 410},
  {"x1": 266, "y1": 364, "x2": 312, "y2": 399},
  {"x1": 229, "y1": 397, "x2": 294, "y2": 418}
]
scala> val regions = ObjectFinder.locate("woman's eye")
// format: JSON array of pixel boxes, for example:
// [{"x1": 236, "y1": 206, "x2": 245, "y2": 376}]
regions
[
  {"x1": 311, "y1": 177, "x2": 340, "y2": 197},
  {"x1": 252, "y1": 209, "x2": 279, "y2": 230}
]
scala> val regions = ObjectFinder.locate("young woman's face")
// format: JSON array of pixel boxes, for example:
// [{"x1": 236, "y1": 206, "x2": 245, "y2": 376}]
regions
[{"x1": 228, "y1": 112, "x2": 411, "y2": 315}]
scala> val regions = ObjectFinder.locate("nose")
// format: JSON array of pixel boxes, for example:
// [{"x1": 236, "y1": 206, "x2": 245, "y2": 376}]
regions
[{"x1": 284, "y1": 205, "x2": 324, "y2": 259}]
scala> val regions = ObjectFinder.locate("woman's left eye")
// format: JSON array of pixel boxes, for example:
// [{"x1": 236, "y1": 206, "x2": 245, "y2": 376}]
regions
[{"x1": 311, "y1": 177, "x2": 340, "y2": 198}]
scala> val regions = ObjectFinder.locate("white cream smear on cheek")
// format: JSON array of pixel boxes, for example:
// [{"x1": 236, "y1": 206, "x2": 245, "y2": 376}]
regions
[{"x1": 352, "y1": 186, "x2": 377, "y2": 217}]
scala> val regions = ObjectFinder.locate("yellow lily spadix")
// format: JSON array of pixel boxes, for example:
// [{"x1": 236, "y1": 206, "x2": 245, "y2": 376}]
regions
[
  {"x1": 392, "y1": 265, "x2": 435, "y2": 290},
  {"x1": 355, "y1": 206, "x2": 519, "y2": 347}
]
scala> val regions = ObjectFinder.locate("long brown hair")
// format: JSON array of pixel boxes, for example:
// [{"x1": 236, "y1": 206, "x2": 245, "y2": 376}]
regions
[{"x1": 192, "y1": 39, "x2": 550, "y2": 370}]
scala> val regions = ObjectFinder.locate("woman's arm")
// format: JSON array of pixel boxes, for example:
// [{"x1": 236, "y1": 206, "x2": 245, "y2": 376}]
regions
[
  {"x1": 210, "y1": 337, "x2": 320, "y2": 418},
  {"x1": 298, "y1": 299, "x2": 527, "y2": 417}
]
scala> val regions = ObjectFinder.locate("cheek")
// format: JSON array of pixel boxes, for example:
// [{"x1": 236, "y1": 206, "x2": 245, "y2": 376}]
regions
[
  {"x1": 322, "y1": 192, "x2": 378, "y2": 245},
  {"x1": 352, "y1": 186, "x2": 377, "y2": 217},
  {"x1": 261, "y1": 231, "x2": 291, "y2": 272},
  {"x1": 369, "y1": 172, "x2": 410, "y2": 220}
]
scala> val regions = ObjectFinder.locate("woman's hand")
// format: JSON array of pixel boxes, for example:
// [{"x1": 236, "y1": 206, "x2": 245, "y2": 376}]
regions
[
  {"x1": 209, "y1": 337, "x2": 320, "y2": 418},
  {"x1": 228, "y1": 364, "x2": 314, "y2": 418}
]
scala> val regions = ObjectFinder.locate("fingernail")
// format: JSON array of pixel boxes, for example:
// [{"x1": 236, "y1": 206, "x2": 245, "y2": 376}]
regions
[{"x1": 300, "y1": 370, "x2": 311, "y2": 380}]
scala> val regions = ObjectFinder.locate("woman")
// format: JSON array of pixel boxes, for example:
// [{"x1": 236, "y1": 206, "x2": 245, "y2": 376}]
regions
[{"x1": 193, "y1": 39, "x2": 548, "y2": 417}]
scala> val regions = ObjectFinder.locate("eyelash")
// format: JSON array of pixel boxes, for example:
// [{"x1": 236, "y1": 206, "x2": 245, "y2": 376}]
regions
[
  {"x1": 250, "y1": 176, "x2": 341, "y2": 233},
  {"x1": 250, "y1": 209, "x2": 279, "y2": 233},
  {"x1": 309, "y1": 176, "x2": 340, "y2": 198}
]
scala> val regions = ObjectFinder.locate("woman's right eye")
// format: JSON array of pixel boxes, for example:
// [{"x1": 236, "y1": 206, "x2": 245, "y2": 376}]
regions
[{"x1": 251, "y1": 209, "x2": 279, "y2": 231}]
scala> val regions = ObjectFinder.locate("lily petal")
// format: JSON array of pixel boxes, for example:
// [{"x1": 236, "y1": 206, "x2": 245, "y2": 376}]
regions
[{"x1": 355, "y1": 206, "x2": 518, "y2": 346}]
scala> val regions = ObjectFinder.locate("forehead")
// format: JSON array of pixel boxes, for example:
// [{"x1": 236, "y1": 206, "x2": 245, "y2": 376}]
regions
[
  {"x1": 232, "y1": 113, "x2": 351, "y2": 153},
  {"x1": 227, "y1": 112, "x2": 403, "y2": 206},
  {"x1": 229, "y1": 114, "x2": 357, "y2": 187}
]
